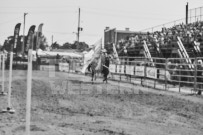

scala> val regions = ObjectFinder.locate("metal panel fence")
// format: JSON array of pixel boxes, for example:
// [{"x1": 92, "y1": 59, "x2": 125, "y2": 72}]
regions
[
  {"x1": 140, "y1": 6, "x2": 203, "y2": 33},
  {"x1": 114, "y1": 57, "x2": 203, "y2": 93},
  {"x1": 189, "y1": 6, "x2": 203, "y2": 23},
  {"x1": 42, "y1": 57, "x2": 203, "y2": 94}
]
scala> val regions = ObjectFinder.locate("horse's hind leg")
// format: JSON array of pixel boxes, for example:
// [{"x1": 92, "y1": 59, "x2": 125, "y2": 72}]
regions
[
  {"x1": 91, "y1": 71, "x2": 95, "y2": 84},
  {"x1": 103, "y1": 73, "x2": 107, "y2": 83},
  {"x1": 104, "y1": 73, "x2": 109, "y2": 83},
  {"x1": 94, "y1": 72, "x2": 97, "y2": 81}
]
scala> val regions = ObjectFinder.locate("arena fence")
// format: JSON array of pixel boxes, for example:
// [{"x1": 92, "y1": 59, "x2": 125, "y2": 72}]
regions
[
  {"x1": 113, "y1": 57, "x2": 203, "y2": 93},
  {"x1": 39, "y1": 57, "x2": 203, "y2": 93}
]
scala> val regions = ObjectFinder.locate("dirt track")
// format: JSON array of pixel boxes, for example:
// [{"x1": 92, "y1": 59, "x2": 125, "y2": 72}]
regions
[{"x1": 0, "y1": 70, "x2": 203, "y2": 135}]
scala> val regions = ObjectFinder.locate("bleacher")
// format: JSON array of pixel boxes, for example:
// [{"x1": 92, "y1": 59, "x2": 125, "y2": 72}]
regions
[{"x1": 114, "y1": 21, "x2": 203, "y2": 59}]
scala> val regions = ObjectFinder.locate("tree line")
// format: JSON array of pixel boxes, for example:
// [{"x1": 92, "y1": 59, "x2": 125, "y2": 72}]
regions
[
  {"x1": 1, "y1": 34, "x2": 48, "y2": 54},
  {"x1": 51, "y1": 41, "x2": 89, "y2": 52}
]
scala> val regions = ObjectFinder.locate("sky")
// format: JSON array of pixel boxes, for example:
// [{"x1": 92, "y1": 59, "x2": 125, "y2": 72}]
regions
[{"x1": 0, "y1": 0, "x2": 203, "y2": 46}]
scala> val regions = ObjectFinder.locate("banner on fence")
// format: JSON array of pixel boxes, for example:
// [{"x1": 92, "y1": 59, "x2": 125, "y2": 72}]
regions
[
  {"x1": 59, "y1": 63, "x2": 69, "y2": 72},
  {"x1": 159, "y1": 69, "x2": 171, "y2": 80},
  {"x1": 135, "y1": 66, "x2": 145, "y2": 76},
  {"x1": 125, "y1": 65, "x2": 134, "y2": 75},
  {"x1": 69, "y1": 62, "x2": 76, "y2": 72},
  {"x1": 117, "y1": 65, "x2": 125, "y2": 74},
  {"x1": 146, "y1": 67, "x2": 157, "y2": 79},
  {"x1": 40, "y1": 65, "x2": 56, "y2": 71},
  {"x1": 159, "y1": 69, "x2": 165, "y2": 80},
  {"x1": 75, "y1": 63, "x2": 82, "y2": 72},
  {"x1": 109, "y1": 64, "x2": 116, "y2": 73}
]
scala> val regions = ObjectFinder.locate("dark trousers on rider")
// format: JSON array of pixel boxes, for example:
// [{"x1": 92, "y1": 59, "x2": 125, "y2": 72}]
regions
[{"x1": 102, "y1": 66, "x2": 109, "y2": 83}]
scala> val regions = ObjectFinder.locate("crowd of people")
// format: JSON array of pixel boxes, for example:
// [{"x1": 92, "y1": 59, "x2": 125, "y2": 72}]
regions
[{"x1": 116, "y1": 21, "x2": 203, "y2": 56}]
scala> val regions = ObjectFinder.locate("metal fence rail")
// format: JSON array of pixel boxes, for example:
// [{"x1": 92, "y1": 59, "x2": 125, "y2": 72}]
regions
[{"x1": 37, "y1": 57, "x2": 203, "y2": 94}]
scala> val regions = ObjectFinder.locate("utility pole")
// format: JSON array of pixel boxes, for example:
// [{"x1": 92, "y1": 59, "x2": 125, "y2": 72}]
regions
[
  {"x1": 186, "y1": 2, "x2": 188, "y2": 25},
  {"x1": 52, "y1": 35, "x2": 53, "y2": 45},
  {"x1": 77, "y1": 8, "x2": 81, "y2": 43},
  {"x1": 22, "y1": 13, "x2": 28, "y2": 57}
]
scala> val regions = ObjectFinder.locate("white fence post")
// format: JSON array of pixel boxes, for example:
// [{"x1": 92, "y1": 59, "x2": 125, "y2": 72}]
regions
[
  {"x1": 2, "y1": 52, "x2": 16, "y2": 113},
  {"x1": 26, "y1": 49, "x2": 33, "y2": 135},
  {"x1": 0, "y1": 54, "x2": 6, "y2": 95}
]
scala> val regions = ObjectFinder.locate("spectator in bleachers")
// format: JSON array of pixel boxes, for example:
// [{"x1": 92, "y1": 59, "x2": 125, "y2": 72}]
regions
[{"x1": 114, "y1": 20, "x2": 203, "y2": 58}]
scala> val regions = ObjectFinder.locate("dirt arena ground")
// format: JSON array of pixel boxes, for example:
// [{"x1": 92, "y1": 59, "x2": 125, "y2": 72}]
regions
[{"x1": 0, "y1": 70, "x2": 203, "y2": 135}]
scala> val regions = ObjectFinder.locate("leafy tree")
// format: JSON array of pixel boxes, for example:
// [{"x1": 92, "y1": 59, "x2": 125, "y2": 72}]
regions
[
  {"x1": 72, "y1": 41, "x2": 78, "y2": 49},
  {"x1": 51, "y1": 42, "x2": 60, "y2": 49},
  {"x1": 2, "y1": 33, "x2": 49, "y2": 54},
  {"x1": 76, "y1": 41, "x2": 89, "y2": 51},
  {"x1": 58, "y1": 41, "x2": 89, "y2": 51},
  {"x1": 38, "y1": 35, "x2": 48, "y2": 51},
  {"x1": 60, "y1": 42, "x2": 72, "y2": 49},
  {"x1": 2, "y1": 36, "x2": 14, "y2": 52}
]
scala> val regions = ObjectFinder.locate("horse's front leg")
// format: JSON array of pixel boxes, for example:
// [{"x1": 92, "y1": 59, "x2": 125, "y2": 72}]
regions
[
  {"x1": 105, "y1": 74, "x2": 108, "y2": 83},
  {"x1": 91, "y1": 72, "x2": 93, "y2": 81},
  {"x1": 94, "y1": 72, "x2": 97, "y2": 81},
  {"x1": 91, "y1": 71, "x2": 94, "y2": 84}
]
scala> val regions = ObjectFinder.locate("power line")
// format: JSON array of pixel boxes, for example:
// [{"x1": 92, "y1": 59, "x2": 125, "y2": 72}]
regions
[
  {"x1": 0, "y1": 5, "x2": 76, "y2": 9},
  {"x1": 0, "y1": 4, "x2": 185, "y2": 17},
  {"x1": 0, "y1": 11, "x2": 22, "y2": 14},
  {"x1": 139, "y1": 17, "x2": 185, "y2": 31},
  {"x1": 0, "y1": 5, "x2": 184, "y2": 16},
  {"x1": 1, "y1": 10, "x2": 166, "y2": 20},
  {"x1": 80, "y1": 33, "x2": 101, "y2": 37},
  {"x1": 0, "y1": 16, "x2": 23, "y2": 25},
  {"x1": 81, "y1": 6, "x2": 184, "y2": 17},
  {"x1": 0, "y1": 10, "x2": 77, "y2": 14},
  {"x1": 0, "y1": 32, "x2": 13, "y2": 37},
  {"x1": 82, "y1": 10, "x2": 171, "y2": 21},
  {"x1": 44, "y1": 31, "x2": 74, "y2": 35},
  {"x1": 45, "y1": 30, "x2": 100, "y2": 37}
]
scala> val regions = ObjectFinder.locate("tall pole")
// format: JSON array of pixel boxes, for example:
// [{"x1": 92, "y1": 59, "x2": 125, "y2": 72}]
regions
[
  {"x1": 77, "y1": 8, "x2": 80, "y2": 43},
  {"x1": 26, "y1": 33, "x2": 34, "y2": 135},
  {"x1": 200, "y1": 7, "x2": 202, "y2": 21},
  {"x1": 5, "y1": 23, "x2": 21, "y2": 114},
  {"x1": 2, "y1": 54, "x2": 5, "y2": 94},
  {"x1": 186, "y1": 3, "x2": 188, "y2": 25},
  {"x1": 51, "y1": 35, "x2": 53, "y2": 45},
  {"x1": 0, "y1": 53, "x2": 6, "y2": 95},
  {"x1": 195, "y1": 8, "x2": 197, "y2": 22},
  {"x1": 22, "y1": 13, "x2": 28, "y2": 56}
]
